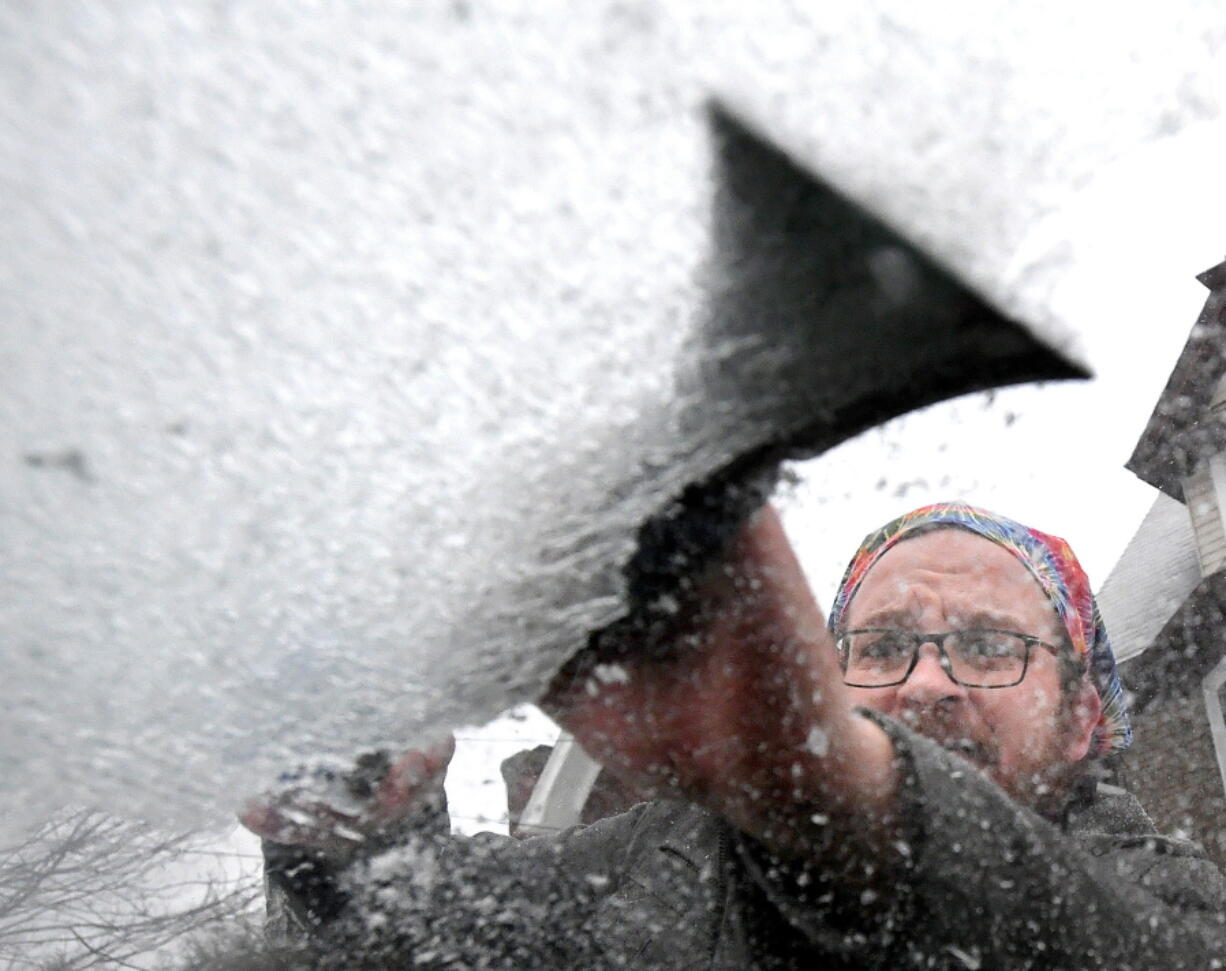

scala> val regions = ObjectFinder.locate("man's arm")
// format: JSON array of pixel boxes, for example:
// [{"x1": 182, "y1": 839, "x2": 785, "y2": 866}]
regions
[{"x1": 542, "y1": 504, "x2": 902, "y2": 863}]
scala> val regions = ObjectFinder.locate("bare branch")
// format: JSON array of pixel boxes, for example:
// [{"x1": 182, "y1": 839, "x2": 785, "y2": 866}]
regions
[{"x1": 0, "y1": 808, "x2": 261, "y2": 970}]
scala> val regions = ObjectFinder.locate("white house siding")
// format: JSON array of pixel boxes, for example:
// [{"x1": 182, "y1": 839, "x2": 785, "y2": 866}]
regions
[
  {"x1": 1185, "y1": 462, "x2": 1226, "y2": 576},
  {"x1": 1097, "y1": 492, "x2": 1202, "y2": 662}
]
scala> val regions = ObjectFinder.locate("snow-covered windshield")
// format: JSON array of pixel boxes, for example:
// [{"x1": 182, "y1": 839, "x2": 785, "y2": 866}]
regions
[{"x1": 4, "y1": 3, "x2": 1226, "y2": 966}]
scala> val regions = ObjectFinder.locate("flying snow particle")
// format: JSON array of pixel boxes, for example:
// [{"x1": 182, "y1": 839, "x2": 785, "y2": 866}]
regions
[
  {"x1": 592, "y1": 663, "x2": 631, "y2": 685},
  {"x1": 945, "y1": 944, "x2": 983, "y2": 969},
  {"x1": 804, "y1": 726, "x2": 829, "y2": 756}
]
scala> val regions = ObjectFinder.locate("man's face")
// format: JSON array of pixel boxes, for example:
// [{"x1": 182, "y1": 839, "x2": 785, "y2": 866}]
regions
[{"x1": 840, "y1": 529, "x2": 1100, "y2": 810}]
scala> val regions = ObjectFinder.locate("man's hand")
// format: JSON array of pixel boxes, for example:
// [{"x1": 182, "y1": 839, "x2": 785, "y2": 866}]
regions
[
  {"x1": 240, "y1": 737, "x2": 456, "y2": 856},
  {"x1": 543, "y1": 504, "x2": 899, "y2": 858}
]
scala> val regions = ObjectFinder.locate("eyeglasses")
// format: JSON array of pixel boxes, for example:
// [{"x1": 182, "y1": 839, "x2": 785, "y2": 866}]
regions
[{"x1": 835, "y1": 628, "x2": 1062, "y2": 689}]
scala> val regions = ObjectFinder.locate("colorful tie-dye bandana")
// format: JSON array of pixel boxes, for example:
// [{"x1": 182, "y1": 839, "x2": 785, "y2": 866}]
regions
[{"x1": 827, "y1": 501, "x2": 1131, "y2": 757}]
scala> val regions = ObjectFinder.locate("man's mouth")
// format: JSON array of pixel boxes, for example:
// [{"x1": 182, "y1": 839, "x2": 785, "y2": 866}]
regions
[
  {"x1": 900, "y1": 713, "x2": 996, "y2": 767},
  {"x1": 938, "y1": 736, "x2": 995, "y2": 768}
]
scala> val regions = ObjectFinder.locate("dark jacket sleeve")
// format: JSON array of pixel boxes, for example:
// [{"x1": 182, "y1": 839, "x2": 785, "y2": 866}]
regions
[
  {"x1": 738, "y1": 714, "x2": 1226, "y2": 970},
  {"x1": 262, "y1": 785, "x2": 454, "y2": 938},
  {"x1": 265, "y1": 800, "x2": 668, "y2": 969}
]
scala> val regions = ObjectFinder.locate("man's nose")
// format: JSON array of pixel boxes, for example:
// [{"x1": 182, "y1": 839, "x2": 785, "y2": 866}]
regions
[{"x1": 898, "y1": 643, "x2": 965, "y2": 703}]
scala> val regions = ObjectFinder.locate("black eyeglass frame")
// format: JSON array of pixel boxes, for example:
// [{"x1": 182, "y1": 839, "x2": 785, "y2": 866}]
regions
[{"x1": 834, "y1": 628, "x2": 1063, "y2": 689}]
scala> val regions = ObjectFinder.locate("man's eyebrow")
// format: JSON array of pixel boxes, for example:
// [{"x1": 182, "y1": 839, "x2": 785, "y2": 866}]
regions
[
  {"x1": 949, "y1": 609, "x2": 1029, "y2": 630},
  {"x1": 844, "y1": 607, "x2": 918, "y2": 629}
]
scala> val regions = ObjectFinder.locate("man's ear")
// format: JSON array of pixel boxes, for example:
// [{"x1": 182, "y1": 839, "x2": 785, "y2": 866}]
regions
[{"x1": 1062, "y1": 678, "x2": 1102, "y2": 762}]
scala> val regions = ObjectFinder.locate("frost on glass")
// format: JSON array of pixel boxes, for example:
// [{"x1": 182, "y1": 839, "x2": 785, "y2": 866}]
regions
[
  {"x1": 2, "y1": 0, "x2": 1226, "y2": 862},
  {"x1": 4, "y1": 4, "x2": 1226, "y2": 964}
]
